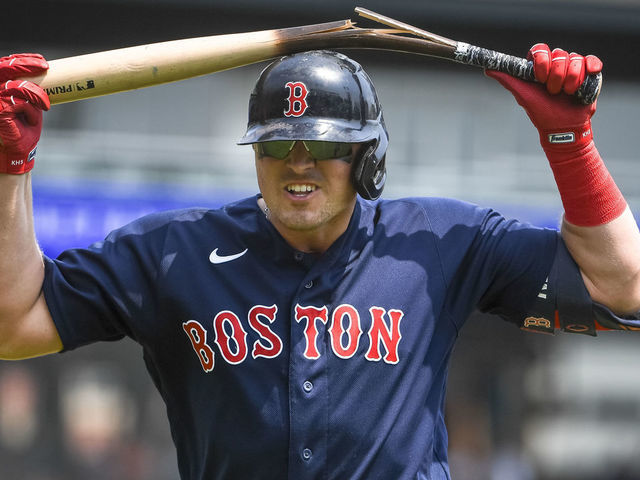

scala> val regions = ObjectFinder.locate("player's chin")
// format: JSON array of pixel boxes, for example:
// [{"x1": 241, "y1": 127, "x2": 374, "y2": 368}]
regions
[
  {"x1": 279, "y1": 216, "x2": 322, "y2": 232},
  {"x1": 277, "y1": 206, "x2": 328, "y2": 231}
]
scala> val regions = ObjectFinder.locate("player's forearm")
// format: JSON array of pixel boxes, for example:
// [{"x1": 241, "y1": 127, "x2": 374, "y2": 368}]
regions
[
  {"x1": 488, "y1": 45, "x2": 640, "y2": 313},
  {"x1": 0, "y1": 173, "x2": 45, "y2": 320},
  {"x1": 0, "y1": 55, "x2": 61, "y2": 358},
  {"x1": 561, "y1": 207, "x2": 640, "y2": 315}
]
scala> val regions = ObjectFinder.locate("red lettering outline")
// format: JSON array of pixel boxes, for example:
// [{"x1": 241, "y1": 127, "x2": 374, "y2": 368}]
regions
[
  {"x1": 295, "y1": 304, "x2": 328, "y2": 359},
  {"x1": 182, "y1": 320, "x2": 215, "y2": 372},
  {"x1": 213, "y1": 310, "x2": 248, "y2": 365},
  {"x1": 248, "y1": 304, "x2": 283, "y2": 359},
  {"x1": 284, "y1": 81, "x2": 309, "y2": 117},
  {"x1": 365, "y1": 307, "x2": 404, "y2": 364},
  {"x1": 329, "y1": 304, "x2": 362, "y2": 359}
]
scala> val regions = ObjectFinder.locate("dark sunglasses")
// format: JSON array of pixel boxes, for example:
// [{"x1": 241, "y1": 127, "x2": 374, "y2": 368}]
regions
[{"x1": 254, "y1": 140, "x2": 353, "y2": 161}]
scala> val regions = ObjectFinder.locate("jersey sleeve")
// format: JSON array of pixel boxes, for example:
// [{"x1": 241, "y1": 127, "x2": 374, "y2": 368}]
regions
[
  {"x1": 483, "y1": 226, "x2": 640, "y2": 336},
  {"x1": 415, "y1": 197, "x2": 600, "y2": 335},
  {"x1": 500, "y1": 235, "x2": 595, "y2": 335},
  {"x1": 42, "y1": 211, "x2": 174, "y2": 351},
  {"x1": 462, "y1": 208, "x2": 561, "y2": 330},
  {"x1": 462, "y1": 207, "x2": 640, "y2": 336}
]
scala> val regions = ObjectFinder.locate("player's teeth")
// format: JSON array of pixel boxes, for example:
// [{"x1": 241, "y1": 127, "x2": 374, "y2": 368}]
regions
[{"x1": 288, "y1": 184, "x2": 316, "y2": 193}]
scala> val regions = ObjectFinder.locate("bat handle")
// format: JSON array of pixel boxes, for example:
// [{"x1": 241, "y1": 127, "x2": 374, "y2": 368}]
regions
[{"x1": 454, "y1": 42, "x2": 602, "y2": 105}]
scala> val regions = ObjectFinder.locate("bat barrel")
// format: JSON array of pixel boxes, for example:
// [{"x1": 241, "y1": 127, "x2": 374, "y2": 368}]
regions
[
  {"x1": 30, "y1": 21, "x2": 353, "y2": 105},
  {"x1": 27, "y1": 27, "x2": 458, "y2": 106},
  {"x1": 37, "y1": 32, "x2": 283, "y2": 104}
]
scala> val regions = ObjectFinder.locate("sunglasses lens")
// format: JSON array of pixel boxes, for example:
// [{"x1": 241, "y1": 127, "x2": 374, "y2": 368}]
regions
[
  {"x1": 304, "y1": 141, "x2": 352, "y2": 160},
  {"x1": 258, "y1": 141, "x2": 295, "y2": 159},
  {"x1": 256, "y1": 141, "x2": 352, "y2": 160}
]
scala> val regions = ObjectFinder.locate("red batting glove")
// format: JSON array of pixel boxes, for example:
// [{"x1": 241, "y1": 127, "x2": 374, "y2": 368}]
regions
[
  {"x1": 486, "y1": 44, "x2": 626, "y2": 226},
  {"x1": 487, "y1": 44, "x2": 601, "y2": 149},
  {"x1": 0, "y1": 53, "x2": 50, "y2": 175}
]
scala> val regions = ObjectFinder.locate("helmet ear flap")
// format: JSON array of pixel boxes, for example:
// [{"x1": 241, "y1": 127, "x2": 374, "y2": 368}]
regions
[{"x1": 352, "y1": 139, "x2": 387, "y2": 201}]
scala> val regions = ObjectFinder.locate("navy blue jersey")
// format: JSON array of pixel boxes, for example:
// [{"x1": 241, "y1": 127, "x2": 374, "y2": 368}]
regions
[{"x1": 43, "y1": 195, "x2": 575, "y2": 480}]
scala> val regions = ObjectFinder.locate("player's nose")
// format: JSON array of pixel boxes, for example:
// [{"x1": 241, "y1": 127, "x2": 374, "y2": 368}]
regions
[{"x1": 285, "y1": 142, "x2": 315, "y2": 172}]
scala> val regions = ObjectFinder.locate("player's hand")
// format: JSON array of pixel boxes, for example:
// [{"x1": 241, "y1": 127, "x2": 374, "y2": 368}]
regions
[
  {"x1": 485, "y1": 44, "x2": 602, "y2": 150},
  {"x1": 487, "y1": 45, "x2": 626, "y2": 228},
  {"x1": 0, "y1": 53, "x2": 50, "y2": 175}
]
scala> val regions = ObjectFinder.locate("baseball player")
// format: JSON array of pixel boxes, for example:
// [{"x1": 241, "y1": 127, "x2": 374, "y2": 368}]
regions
[{"x1": 0, "y1": 44, "x2": 639, "y2": 480}]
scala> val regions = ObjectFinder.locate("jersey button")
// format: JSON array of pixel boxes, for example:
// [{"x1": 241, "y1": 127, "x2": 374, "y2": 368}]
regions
[
  {"x1": 294, "y1": 252, "x2": 304, "y2": 262},
  {"x1": 304, "y1": 281, "x2": 313, "y2": 289},
  {"x1": 302, "y1": 448, "x2": 313, "y2": 461},
  {"x1": 303, "y1": 380, "x2": 313, "y2": 393}
]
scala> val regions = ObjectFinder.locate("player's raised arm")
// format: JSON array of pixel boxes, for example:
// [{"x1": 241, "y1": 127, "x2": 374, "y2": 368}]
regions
[
  {"x1": 487, "y1": 44, "x2": 640, "y2": 315},
  {"x1": 0, "y1": 53, "x2": 63, "y2": 359}
]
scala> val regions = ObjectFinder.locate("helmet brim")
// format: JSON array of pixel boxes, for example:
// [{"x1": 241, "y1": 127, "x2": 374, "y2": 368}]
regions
[{"x1": 237, "y1": 117, "x2": 382, "y2": 145}]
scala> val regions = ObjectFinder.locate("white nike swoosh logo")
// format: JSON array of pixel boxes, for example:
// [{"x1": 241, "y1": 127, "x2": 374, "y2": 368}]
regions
[{"x1": 209, "y1": 248, "x2": 248, "y2": 264}]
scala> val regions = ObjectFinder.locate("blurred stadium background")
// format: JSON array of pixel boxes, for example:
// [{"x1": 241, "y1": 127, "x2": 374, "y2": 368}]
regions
[{"x1": 2, "y1": 1, "x2": 640, "y2": 478}]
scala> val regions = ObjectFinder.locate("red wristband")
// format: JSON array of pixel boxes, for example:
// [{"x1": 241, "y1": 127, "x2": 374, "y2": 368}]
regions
[{"x1": 544, "y1": 140, "x2": 627, "y2": 226}]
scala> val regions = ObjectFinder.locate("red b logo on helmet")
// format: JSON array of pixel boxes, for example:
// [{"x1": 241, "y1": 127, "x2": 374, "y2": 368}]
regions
[{"x1": 284, "y1": 81, "x2": 309, "y2": 117}]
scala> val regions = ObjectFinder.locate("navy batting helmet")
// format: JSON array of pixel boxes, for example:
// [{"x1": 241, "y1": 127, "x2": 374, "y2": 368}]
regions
[{"x1": 238, "y1": 50, "x2": 389, "y2": 200}]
